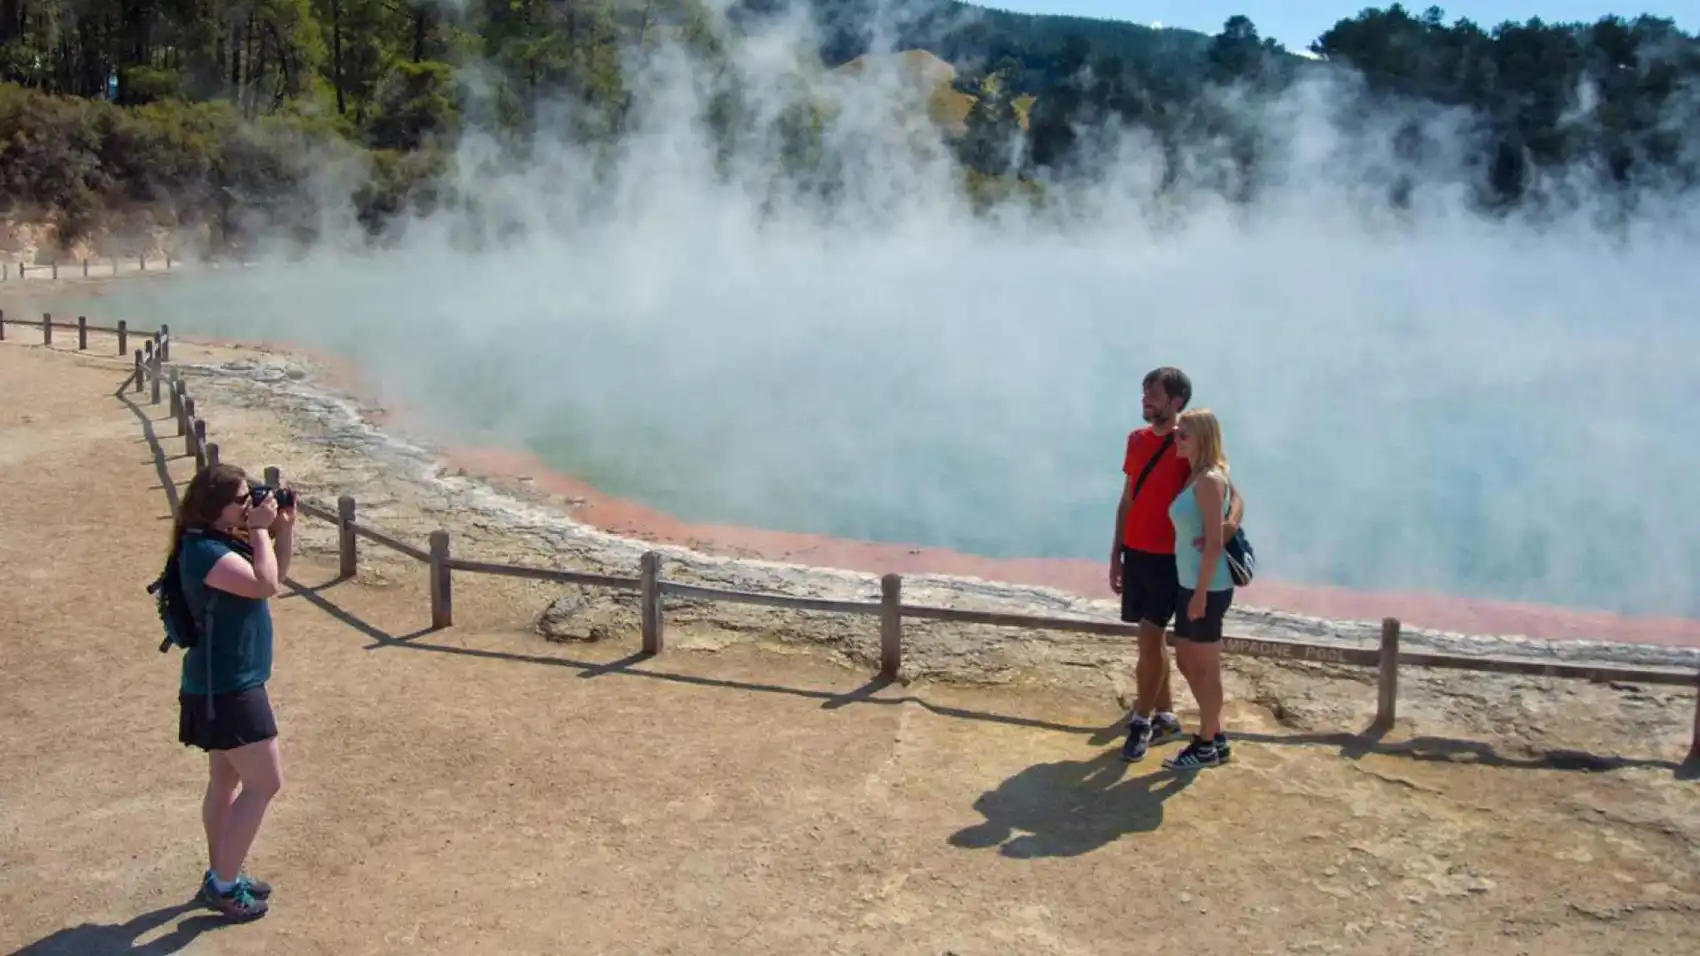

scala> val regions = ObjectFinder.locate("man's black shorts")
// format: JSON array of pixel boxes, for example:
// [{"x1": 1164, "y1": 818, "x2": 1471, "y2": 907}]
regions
[{"x1": 1120, "y1": 547, "x2": 1179, "y2": 628}]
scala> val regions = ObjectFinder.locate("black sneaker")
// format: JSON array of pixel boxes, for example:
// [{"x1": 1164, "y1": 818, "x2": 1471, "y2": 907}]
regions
[
  {"x1": 1214, "y1": 732, "x2": 1232, "y2": 763},
  {"x1": 1121, "y1": 716, "x2": 1154, "y2": 762},
  {"x1": 1163, "y1": 736, "x2": 1222, "y2": 770},
  {"x1": 1151, "y1": 712, "x2": 1185, "y2": 745},
  {"x1": 201, "y1": 875, "x2": 268, "y2": 921}
]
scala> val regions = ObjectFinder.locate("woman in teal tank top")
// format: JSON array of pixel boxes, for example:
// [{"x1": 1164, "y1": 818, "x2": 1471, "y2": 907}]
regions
[
  {"x1": 169, "y1": 463, "x2": 295, "y2": 921},
  {"x1": 1165, "y1": 408, "x2": 1236, "y2": 770}
]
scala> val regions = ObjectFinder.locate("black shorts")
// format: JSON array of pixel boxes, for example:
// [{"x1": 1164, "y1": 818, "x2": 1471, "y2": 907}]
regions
[
  {"x1": 1120, "y1": 547, "x2": 1180, "y2": 628},
  {"x1": 179, "y1": 684, "x2": 278, "y2": 753},
  {"x1": 1173, "y1": 587, "x2": 1234, "y2": 642}
]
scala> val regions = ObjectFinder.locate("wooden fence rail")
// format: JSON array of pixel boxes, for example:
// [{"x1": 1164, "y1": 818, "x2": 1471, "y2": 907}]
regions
[
  {"x1": 1, "y1": 254, "x2": 173, "y2": 281},
  {"x1": 11, "y1": 316, "x2": 1696, "y2": 764},
  {"x1": 273, "y1": 473, "x2": 1700, "y2": 749},
  {"x1": 0, "y1": 311, "x2": 157, "y2": 361}
]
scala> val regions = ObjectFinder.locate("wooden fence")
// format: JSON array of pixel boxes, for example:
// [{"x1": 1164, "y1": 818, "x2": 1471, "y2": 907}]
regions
[
  {"x1": 1, "y1": 254, "x2": 173, "y2": 281},
  {"x1": 6, "y1": 310, "x2": 1698, "y2": 762}
]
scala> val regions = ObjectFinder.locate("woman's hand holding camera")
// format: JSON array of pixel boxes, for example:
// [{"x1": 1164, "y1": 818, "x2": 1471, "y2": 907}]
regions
[
  {"x1": 271, "y1": 501, "x2": 296, "y2": 534},
  {"x1": 245, "y1": 495, "x2": 280, "y2": 531}
]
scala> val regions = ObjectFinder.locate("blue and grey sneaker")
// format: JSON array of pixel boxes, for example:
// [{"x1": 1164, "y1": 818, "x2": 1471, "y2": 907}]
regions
[
  {"x1": 1121, "y1": 716, "x2": 1154, "y2": 762},
  {"x1": 202, "y1": 868, "x2": 271, "y2": 900},
  {"x1": 200, "y1": 873, "x2": 269, "y2": 921},
  {"x1": 1162, "y1": 736, "x2": 1223, "y2": 770}
]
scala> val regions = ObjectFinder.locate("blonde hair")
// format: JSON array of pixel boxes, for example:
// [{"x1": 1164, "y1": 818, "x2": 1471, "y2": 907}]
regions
[{"x1": 1177, "y1": 408, "x2": 1228, "y2": 478}]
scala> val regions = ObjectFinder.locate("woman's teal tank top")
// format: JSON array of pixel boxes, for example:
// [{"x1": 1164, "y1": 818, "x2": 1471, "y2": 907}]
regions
[{"x1": 1170, "y1": 470, "x2": 1235, "y2": 593}]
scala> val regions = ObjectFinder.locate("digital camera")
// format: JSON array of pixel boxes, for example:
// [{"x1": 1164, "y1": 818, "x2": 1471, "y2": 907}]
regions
[{"x1": 248, "y1": 484, "x2": 297, "y2": 508}]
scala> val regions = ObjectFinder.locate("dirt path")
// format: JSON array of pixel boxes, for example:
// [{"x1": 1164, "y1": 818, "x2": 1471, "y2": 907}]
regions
[{"x1": 2, "y1": 340, "x2": 1699, "y2": 956}]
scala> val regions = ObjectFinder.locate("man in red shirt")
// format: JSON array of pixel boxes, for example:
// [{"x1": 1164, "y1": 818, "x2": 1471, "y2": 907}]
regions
[{"x1": 1111, "y1": 366, "x2": 1243, "y2": 761}]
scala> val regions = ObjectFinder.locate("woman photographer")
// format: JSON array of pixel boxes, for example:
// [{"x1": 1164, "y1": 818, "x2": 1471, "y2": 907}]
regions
[
  {"x1": 171, "y1": 462, "x2": 294, "y2": 921},
  {"x1": 1163, "y1": 408, "x2": 1236, "y2": 771}
]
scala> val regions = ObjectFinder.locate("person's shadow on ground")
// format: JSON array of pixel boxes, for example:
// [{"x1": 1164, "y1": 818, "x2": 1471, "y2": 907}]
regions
[
  {"x1": 948, "y1": 751, "x2": 1194, "y2": 859},
  {"x1": 6, "y1": 899, "x2": 228, "y2": 955}
]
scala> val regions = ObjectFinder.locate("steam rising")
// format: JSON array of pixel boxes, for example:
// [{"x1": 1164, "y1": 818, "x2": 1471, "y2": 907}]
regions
[{"x1": 81, "y1": 3, "x2": 1700, "y2": 618}]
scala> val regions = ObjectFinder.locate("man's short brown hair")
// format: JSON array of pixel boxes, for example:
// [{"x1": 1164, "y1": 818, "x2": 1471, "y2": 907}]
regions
[{"x1": 1143, "y1": 366, "x2": 1192, "y2": 409}]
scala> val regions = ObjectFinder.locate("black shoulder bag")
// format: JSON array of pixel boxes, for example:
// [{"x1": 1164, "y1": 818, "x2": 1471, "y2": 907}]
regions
[{"x1": 1222, "y1": 481, "x2": 1257, "y2": 587}]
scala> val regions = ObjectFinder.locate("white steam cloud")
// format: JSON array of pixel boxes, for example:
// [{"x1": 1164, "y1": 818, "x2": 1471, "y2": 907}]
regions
[{"x1": 76, "y1": 3, "x2": 1700, "y2": 619}]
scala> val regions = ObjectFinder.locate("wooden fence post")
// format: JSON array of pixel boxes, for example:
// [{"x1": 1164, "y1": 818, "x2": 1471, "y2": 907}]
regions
[
  {"x1": 0, "y1": 309, "x2": 6, "y2": 340},
  {"x1": 51, "y1": 262, "x2": 57, "y2": 280},
  {"x1": 149, "y1": 352, "x2": 162, "y2": 404},
  {"x1": 170, "y1": 378, "x2": 183, "y2": 420},
  {"x1": 133, "y1": 350, "x2": 143, "y2": 392},
  {"x1": 640, "y1": 551, "x2": 663, "y2": 655},
  {"x1": 42, "y1": 312, "x2": 51, "y2": 345},
  {"x1": 193, "y1": 420, "x2": 206, "y2": 466},
  {"x1": 160, "y1": 323, "x2": 171, "y2": 362},
  {"x1": 880, "y1": 573, "x2": 903, "y2": 679},
  {"x1": 77, "y1": 316, "x2": 87, "y2": 350},
  {"x1": 206, "y1": 442, "x2": 220, "y2": 467},
  {"x1": 82, "y1": 259, "x2": 88, "y2": 277},
  {"x1": 1375, "y1": 617, "x2": 1401, "y2": 731},
  {"x1": 182, "y1": 398, "x2": 197, "y2": 442},
  {"x1": 337, "y1": 496, "x2": 358, "y2": 578},
  {"x1": 264, "y1": 466, "x2": 281, "y2": 489},
  {"x1": 117, "y1": 319, "x2": 127, "y2": 356},
  {"x1": 429, "y1": 530, "x2": 453, "y2": 629}
]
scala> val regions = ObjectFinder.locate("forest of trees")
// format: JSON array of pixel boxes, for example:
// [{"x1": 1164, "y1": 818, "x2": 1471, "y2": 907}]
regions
[
  {"x1": 1, "y1": 2, "x2": 1697, "y2": 248},
  {"x1": 974, "y1": 6, "x2": 1700, "y2": 211}
]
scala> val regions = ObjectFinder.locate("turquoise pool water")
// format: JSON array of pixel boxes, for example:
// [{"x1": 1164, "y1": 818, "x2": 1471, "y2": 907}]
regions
[{"x1": 48, "y1": 231, "x2": 1700, "y2": 620}]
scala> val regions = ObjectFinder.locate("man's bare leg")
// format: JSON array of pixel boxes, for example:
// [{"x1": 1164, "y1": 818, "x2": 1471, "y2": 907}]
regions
[
  {"x1": 1135, "y1": 620, "x2": 1173, "y2": 717},
  {"x1": 1123, "y1": 620, "x2": 1182, "y2": 762}
]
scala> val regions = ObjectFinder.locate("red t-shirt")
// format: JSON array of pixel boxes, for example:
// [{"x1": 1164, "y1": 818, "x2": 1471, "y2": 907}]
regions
[{"x1": 1121, "y1": 427, "x2": 1192, "y2": 555}]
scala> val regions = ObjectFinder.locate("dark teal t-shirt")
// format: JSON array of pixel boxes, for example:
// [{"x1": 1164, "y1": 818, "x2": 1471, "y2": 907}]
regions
[{"x1": 177, "y1": 533, "x2": 274, "y2": 696}]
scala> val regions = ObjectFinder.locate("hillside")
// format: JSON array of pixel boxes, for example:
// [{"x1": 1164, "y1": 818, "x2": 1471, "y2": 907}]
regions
[
  {"x1": 788, "y1": 0, "x2": 1219, "y2": 92},
  {"x1": 1, "y1": 3, "x2": 1696, "y2": 253},
  {"x1": 827, "y1": 48, "x2": 1033, "y2": 135}
]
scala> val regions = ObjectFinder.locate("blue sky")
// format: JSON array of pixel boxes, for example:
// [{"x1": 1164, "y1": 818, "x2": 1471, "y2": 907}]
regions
[{"x1": 977, "y1": 2, "x2": 1697, "y2": 52}]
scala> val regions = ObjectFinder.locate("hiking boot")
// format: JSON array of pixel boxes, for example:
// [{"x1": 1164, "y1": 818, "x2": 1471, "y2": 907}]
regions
[
  {"x1": 1162, "y1": 736, "x2": 1223, "y2": 771},
  {"x1": 1121, "y1": 716, "x2": 1154, "y2": 762},
  {"x1": 1150, "y1": 712, "x2": 1185, "y2": 745},
  {"x1": 202, "y1": 869, "x2": 272, "y2": 901}
]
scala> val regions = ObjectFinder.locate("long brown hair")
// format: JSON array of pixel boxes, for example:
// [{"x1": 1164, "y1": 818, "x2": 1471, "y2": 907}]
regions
[{"x1": 169, "y1": 463, "x2": 249, "y2": 554}]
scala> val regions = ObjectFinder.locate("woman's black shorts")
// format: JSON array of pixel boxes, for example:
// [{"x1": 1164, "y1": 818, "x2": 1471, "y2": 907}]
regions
[
  {"x1": 1173, "y1": 587, "x2": 1234, "y2": 642},
  {"x1": 179, "y1": 684, "x2": 278, "y2": 752}
]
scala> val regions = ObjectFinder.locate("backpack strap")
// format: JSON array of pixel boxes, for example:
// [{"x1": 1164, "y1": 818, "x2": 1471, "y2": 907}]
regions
[
  {"x1": 203, "y1": 590, "x2": 218, "y2": 720},
  {"x1": 1130, "y1": 432, "x2": 1176, "y2": 505}
]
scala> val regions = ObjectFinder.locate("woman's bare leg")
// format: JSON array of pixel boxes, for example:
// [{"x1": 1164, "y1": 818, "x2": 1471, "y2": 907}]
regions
[
  {"x1": 212, "y1": 738, "x2": 283, "y2": 885},
  {"x1": 203, "y1": 751, "x2": 241, "y2": 871},
  {"x1": 1187, "y1": 641, "x2": 1225, "y2": 740}
]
